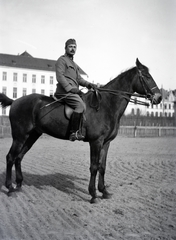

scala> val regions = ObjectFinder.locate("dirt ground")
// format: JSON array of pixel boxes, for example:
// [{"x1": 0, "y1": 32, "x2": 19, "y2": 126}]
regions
[{"x1": 0, "y1": 136, "x2": 176, "y2": 240}]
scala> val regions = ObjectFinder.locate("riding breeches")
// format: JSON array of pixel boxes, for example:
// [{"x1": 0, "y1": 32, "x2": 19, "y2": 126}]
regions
[{"x1": 55, "y1": 93, "x2": 86, "y2": 113}]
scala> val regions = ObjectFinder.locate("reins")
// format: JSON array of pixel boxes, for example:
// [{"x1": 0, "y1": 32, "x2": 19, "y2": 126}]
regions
[
  {"x1": 89, "y1": 68, "x2": 156, "y2": 111},
  {"x1": 90, "y1": 87, "x2": 150, "y2": 111}
]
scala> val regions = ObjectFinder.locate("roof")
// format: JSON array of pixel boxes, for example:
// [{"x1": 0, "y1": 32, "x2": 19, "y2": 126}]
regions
[
  {"x1": 0, "y1": 51, "x2": 87, "y2": 75},
  {"x1": 161, "y1": 88, "x2": 176, "y2": 98}
]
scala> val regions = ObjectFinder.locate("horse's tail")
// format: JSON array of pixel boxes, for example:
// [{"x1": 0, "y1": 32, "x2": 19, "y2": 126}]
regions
[{"x1": 0, "y1": 93, "x2": 14, "y2": 108}]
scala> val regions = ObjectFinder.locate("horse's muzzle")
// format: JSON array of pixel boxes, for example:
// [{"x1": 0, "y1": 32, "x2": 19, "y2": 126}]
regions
[{"x1": 152, "y1": 93, "x2": 162, "y2": 105}]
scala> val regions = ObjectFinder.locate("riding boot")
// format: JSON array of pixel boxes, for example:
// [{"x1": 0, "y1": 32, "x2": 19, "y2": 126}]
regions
[{"x1": 69, "y1": 112, "x2": 85, "y2": 141}]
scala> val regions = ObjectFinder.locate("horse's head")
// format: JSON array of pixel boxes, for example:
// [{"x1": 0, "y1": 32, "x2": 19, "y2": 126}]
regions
[{"x1": 134, "y1": 58, "x2": 162, "y2": 105}]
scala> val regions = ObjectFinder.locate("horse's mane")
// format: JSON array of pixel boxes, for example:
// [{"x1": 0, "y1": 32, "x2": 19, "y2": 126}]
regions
[
  {"x1": 101, "y1": 62, "x2": 150, "y2": 89},
  {"x1": 103, "y1": 67, "x2": 137, "y2": 88}
]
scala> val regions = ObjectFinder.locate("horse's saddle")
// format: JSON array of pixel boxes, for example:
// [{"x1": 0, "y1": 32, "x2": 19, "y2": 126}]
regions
[
  {"x1": 53, "y1": 89, "x2": 101, "y2": 119},
  {"x1": 64, "y1": 105, "x2": 74, "y2": 119},
  {"x1": 51, "y1": 95, "x2": 74, "y2": 119}
]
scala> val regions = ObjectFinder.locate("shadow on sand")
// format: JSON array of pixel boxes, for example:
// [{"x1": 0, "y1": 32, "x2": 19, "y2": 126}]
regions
[{"x1": 0, "y1": 170, "x2": 89, "y2": 201}]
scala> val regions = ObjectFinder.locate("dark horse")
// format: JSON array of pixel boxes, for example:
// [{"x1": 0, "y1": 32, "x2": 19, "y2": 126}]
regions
[{"x1": 0, "y1": 59, "x2": 161, "y2": 203}]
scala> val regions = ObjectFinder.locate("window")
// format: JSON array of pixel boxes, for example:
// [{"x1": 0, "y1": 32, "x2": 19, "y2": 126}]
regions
[
  {"x1": 2, "y1": 108, "x2": 6, "y2": 115},
  {"x1": 160, "y1": 103, "x2": 162, "y2": 109},
  {"x1": 169, "y1": 104, "x2": 171, "y2": 109},
  {"x1": 41, "y1": 89, "x2": 45, "y2": 95},
  {"x1": 13, "y1": 87, "x2": 17, "y2": 98},
  {"x1": 23, "y1": 74, "x2": 27, "y2": 83},
  {"x1": 32, "y1": 75, "x2": 36, "y2": 83},
  {"x1": 155, "y1": 112, "x2": 158, "y2": 117},
  {"x1": 41, "y1": 75, "x2": 45, "y2": 84},
  {"x1": 50, "y1": 76, "x2": 54, "y2": 84},
  {"x1": 50, "y1": 90, "x2": 53, "y2": 96},
  {"x1": 147, "y1": 111, "x2": 149, "y2": 116},
  {"x1": 32, "y1": 89, "x2": 36, "y2": 94},
  {"x1": 13, "y1": 73, "x2": 17, "y2": 82},
  {"x1": 164, "y1": 104, "x2": 167, "y2": 109},
  {"x1": 160, "y1": 112, "x2": 162, "y2": 117},
  {"x1": 131, "y1": 108, "x2": 134, "y2": 115},
  {"x1": 137, "y1": 108, "x2": 140, "y2": 115},
  {"x1": 22, "y1": 88, "x2": 27, "y2": 96},
  {"x1": 2, "y1": 87, "x2": 7, "y2": 95},
  {"x1": 2, "y1": 72, "x2": 7, "y2": 81}
]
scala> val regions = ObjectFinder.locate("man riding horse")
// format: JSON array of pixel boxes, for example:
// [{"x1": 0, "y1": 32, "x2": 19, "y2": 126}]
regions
[{"x1": 55, "y1": 39, "x2": 96, "y2": 141}]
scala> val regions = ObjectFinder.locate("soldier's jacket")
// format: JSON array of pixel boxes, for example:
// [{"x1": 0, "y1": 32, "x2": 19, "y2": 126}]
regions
[{"x1": 55, "y1": 54, "x2": 90, "y2": 94}]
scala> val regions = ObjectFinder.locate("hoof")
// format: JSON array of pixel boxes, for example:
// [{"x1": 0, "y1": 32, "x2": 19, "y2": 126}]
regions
[
  {"x1": 7, "y1": 187, "x2": 17, "y2": 197},
  {"x1": 90, "y1": 197, "x2": 101, "y2": 204},
  {"x1": 8, "y1": 186, "x2": 16, "y2": 193},
  {"x1": 7, "y1": 185, "x2": 22, "y2": 196},
  {"x1": 102, "y1": 190, "x2": 112, "y2": 199},
  {"x1": 14, "y1": 185, "x2": 22, "y2": 192}
]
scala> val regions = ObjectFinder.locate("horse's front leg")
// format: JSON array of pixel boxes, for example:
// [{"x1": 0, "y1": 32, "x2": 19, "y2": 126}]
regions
[
  {"x1": 88, "y1": 140, "x2": 102, "y2": 203},
  {"x1": 98, "y1": 141, "x2": 112, "y2": 199},
  {"x1": 15, "y1": 156, "x2": 23, "y2": 189}
]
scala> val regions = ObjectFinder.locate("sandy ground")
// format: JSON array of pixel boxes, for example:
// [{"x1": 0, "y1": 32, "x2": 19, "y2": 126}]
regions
[{"x1": 0, "y1": 136, "x2": 176, "y2": 240}]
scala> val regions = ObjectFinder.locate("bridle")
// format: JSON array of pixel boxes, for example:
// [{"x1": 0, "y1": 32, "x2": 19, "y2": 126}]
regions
[{"x1": 137, "y1": 69, "x2": 158, "y2": 104}]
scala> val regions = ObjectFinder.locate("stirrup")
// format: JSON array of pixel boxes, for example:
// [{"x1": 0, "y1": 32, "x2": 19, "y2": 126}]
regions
[{"x1": 69, "y1": 131, "x2": 85, "y2": 141}]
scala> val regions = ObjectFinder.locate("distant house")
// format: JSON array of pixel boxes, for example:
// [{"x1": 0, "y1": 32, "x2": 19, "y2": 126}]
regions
[
  {"x1": 0, "y1": 51, "x2": 88, "y2": 116},
  {"x1": 124, "y1": 89, "x2": 176, "y2": 117}
]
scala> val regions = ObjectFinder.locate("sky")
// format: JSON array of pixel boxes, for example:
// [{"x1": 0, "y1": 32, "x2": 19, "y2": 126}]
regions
[{"x1": 0, "y1": 0, "x2": 176, "y2": 90}]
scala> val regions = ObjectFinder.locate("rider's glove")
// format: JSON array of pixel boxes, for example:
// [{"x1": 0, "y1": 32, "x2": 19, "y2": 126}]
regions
[{"x1": 87, "y1": 83, "x2": 97, "y2": 89}]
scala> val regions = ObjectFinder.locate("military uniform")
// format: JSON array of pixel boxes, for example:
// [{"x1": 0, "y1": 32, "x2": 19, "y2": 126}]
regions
[
  {"x1": 55, "y1": 54, "x2": 90, "y2": 113},
  {"x1": 54, "y1": 38, "x2": 95, "y2": 141}
]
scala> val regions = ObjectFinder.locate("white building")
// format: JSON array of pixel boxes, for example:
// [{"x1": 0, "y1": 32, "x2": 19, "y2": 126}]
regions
[
  {"x1": 124, "y1": 90, "x2": 176, "y2": 117},
  {"x1": 0, "y1": 51, "x2": 87, "y2": 116}
]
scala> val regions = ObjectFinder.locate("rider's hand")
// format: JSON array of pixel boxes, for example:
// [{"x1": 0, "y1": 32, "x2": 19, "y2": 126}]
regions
[
  {"x1": 87, "y1": 83, "x2": 97, "y2": 89},
  {"x1": 69, "y1": 88, "x2": 80, "y2": 94}
]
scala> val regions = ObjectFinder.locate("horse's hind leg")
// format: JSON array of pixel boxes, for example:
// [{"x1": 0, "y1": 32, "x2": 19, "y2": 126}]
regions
[
  {"x1": 6, "y1": 141, "x2": 23, "y2": 191},
  {"x1": 14, "y1": 130, "x2": 41, "y2": 189},
  {"x1": 6, "y1": 130, "x2": 41, "y2": 192},
  {"x1": 98, "y1": 141, "x2": 112, "y2": 199}
]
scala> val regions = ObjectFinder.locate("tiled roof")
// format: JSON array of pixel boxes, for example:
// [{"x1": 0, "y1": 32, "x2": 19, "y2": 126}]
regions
[{"x1": 0, "y1": 51, "x2": 87, "y2": 75}]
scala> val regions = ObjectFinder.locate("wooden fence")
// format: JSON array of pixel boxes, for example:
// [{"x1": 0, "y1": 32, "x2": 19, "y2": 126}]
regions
[
  {"x1": 1, "y1": 125, "x2": 176, "y2": 138},
  {"x1": 0, "y1": 125, "x2": 11, "y2": 138},
  {"x1": 118, "y1": 126, "x2": 176, "y2": 137}
]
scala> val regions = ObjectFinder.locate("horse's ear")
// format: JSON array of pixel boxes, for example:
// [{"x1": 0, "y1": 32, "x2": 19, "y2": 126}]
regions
[{"x1": 136, "y1": 58, "x2": 142, "y2": 69}]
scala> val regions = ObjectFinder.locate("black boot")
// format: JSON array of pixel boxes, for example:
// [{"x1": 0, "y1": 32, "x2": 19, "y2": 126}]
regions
[{"x1": 69, "y1": 112, "x2": 85, "y2": 141}]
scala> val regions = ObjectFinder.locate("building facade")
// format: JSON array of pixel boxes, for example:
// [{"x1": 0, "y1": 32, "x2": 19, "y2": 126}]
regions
[
  {"x1": 124, "y1": 90, "x2": 176, "y2": 117},
  {"x1": 0, "y1": 51, "x2": 87, "y2": 116}
]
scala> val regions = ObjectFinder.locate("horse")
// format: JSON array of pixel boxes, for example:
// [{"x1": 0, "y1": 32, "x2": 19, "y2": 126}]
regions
[{"x1": 0, "y1": 58, "x2": 162, "y2": 203}]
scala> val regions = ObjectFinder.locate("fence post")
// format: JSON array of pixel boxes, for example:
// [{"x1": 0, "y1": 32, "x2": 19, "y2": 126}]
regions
[
  {"x1": 2, "y1": 125, "x2": 4, "y2": 138},
  {"x1": 134, "y1": 126, "x2": 137, "y2": 138},
  {"x1": 158, "y1": 127, "x2": 161, "y2": 137}
]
